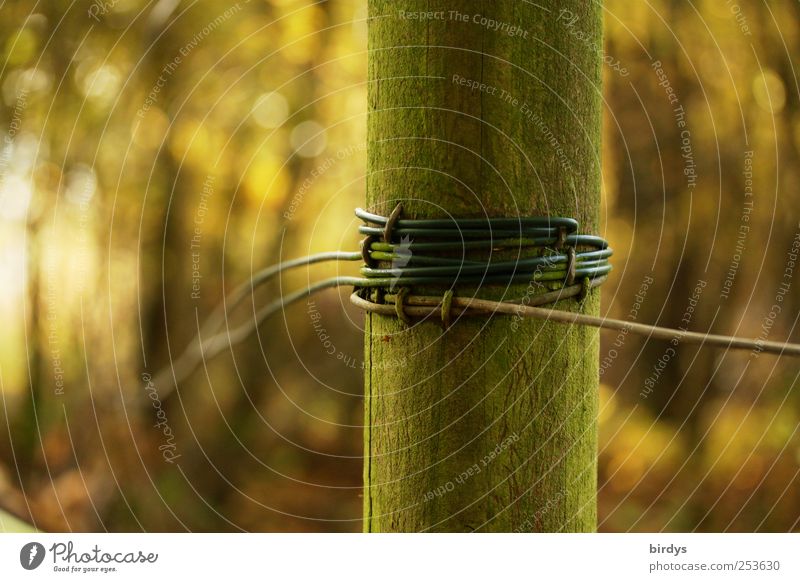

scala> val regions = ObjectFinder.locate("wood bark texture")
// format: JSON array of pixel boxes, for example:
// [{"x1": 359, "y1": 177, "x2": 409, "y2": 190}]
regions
[{"x1": 365, "y1": 0, "x2": 602, "y2": 532}]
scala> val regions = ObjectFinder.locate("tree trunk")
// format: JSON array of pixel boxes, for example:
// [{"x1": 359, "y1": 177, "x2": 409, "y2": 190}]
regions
[{"x1": 364, "y1": 0, "x2": 602, "y2": 532}]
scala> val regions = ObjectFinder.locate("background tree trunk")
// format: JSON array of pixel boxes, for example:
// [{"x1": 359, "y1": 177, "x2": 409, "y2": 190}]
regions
[{"x1": 364, "y1": 0, "x2": 603, "y2": 532}]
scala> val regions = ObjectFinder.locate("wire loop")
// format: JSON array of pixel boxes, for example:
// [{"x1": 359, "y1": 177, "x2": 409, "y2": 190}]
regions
[
  {"x1": 395, "y1": 287, "x2": 411, "y2": 325},
  {"x1": 566, "y1": 247, "x2": 577, "y2": 287},
  {"x1": 361, "y1": 235, "x2": 377, "y2": 267},
  {"x1": 441, "y1": 289, "x2": 454, "y2": 329},
  {"x1": 556, "y1": 225, "x2": 568, "y2": 249},
  {"x1": 384, "y1": 203, "x2": 404, "y2": 243}
]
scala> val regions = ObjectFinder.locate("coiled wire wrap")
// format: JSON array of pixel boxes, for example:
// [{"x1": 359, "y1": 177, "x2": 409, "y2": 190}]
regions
[
  {"x1": 355, "y1": 207, "x2": 612, "y2": 289},
  {"x1": 152, "y1": 206, "x2": 800, "y2": 400}
]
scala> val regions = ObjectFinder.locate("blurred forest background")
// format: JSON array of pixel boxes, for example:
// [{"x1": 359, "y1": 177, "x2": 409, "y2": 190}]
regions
[{"x1": 0, "y1": 0, "x2": 798, "y2": 532}]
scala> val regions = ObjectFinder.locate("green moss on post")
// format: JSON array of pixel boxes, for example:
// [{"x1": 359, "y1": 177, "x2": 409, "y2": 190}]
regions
[{"x1": 364, "y1": 0, "x2": 602, "y2": 532}]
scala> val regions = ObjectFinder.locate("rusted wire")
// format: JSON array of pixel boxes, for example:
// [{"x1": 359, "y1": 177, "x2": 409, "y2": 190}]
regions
[{"x1": 351, "y1": 292, "x2": 800, "y2": 357}]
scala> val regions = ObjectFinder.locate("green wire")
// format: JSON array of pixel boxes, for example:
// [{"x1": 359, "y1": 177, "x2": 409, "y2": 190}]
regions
[
  {"x1": 156, "y1": 208, "x2": 612, "y2": 391},
  {"x1": 152, "y1": 207, "x2": 800, "y2": 395},
  {"x1": 356, "y1": 207, "x2": 612, "y2": 288}
]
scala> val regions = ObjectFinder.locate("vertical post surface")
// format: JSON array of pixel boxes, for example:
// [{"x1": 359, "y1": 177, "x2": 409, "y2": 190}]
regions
[{"x1": 365, "y1": 1, "x2": 602, "y2": 532}]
